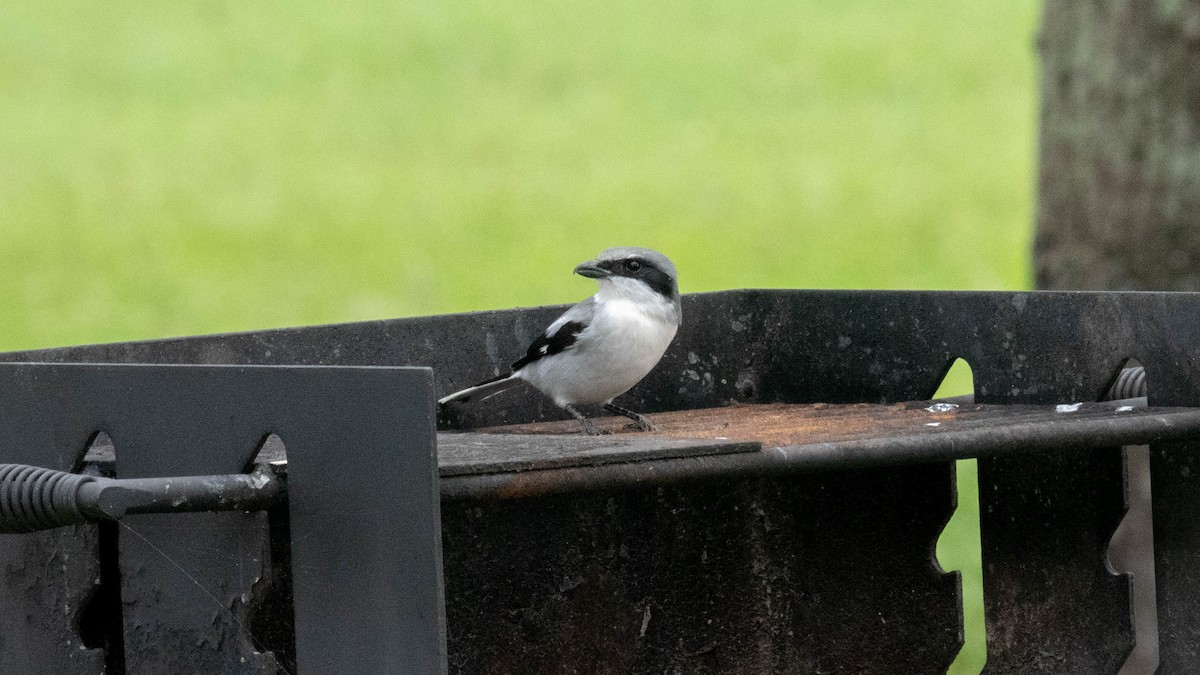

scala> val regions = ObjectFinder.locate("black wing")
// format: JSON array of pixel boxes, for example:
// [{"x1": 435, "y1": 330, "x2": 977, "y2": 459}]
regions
[{"x1": 511, "y1": 320, "x2": 586, "y2": 371}]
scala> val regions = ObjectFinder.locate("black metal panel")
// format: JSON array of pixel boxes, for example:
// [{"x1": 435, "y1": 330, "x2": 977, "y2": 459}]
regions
[
  {"x1": 281, "y1": 366, "x2": 445, "y2": 675},
  {"x1": 0, "y1": 366, "x2": 116, "y2": 673},
  {"x1": 1135, "y1": 301, "x2": 1200, "y2": 673},
  {"x1": 118, "y1": 511, "x2": 274, "y2": 673},
  {"x1": 1150, "y1": 439, "x2": 1200, "y2": 672},
  {"x1": 977, "y1": 448, "x2": 1131, "y2": 672},
  {"x1": 956, "y1": 299, "x2": 1134, "y2": 674},
  {"x1": 1, "y1": 289, "x2": 1188, "y2": 411},
  {"x1": 786, "y1": 463, "x2": 961, "y2": 673},
  {"x1": 0, "y1": 525, "x2": 109, "y2": 673},
  {"x1": 0, "y1": 363, "x2": 445, "y2": 675},
  {"x1": 1151, "y1": 345, "x2": 1200, "y2": 671},
  {"x1": 442, "y1": 462, "x2": 958, "y2": 674},
  {"x1": 83, "y1": 366, "x2": 273, "y2": 674},
  {"x1": 720, "y1": 291, "x2": 1135, "y2": 673}
]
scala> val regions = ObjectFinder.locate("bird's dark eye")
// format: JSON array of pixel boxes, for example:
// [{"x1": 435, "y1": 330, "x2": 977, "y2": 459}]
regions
[{"x1": 624, "y1": 260, "x2": 642, "y2": 273}]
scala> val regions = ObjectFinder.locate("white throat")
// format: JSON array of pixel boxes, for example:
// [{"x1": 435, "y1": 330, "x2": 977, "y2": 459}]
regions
[{"x1": 594, "y1": 277, "x2": 679, "y2": 326}]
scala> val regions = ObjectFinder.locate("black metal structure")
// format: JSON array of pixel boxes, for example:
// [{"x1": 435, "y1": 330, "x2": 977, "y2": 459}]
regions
[
  {"x1": 0, "y1": 363, "x2": 444, "y2": 675},
  {"x1": 2, "y1": 289, "x2": 1199, "y2": 673}
]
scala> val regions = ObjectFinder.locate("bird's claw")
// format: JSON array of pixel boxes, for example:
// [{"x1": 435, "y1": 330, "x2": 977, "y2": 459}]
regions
[
  {"x1": 632, "y1": 418, "x2": 657, "y2": 432},
  {"x1": 579, "y1": 419, "x2": 610, "y2": 436}
]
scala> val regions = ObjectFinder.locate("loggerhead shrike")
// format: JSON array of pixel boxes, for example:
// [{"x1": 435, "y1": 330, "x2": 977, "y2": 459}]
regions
[{"x1": 438, "y1": 247, "x2": 681, "y2": 435}]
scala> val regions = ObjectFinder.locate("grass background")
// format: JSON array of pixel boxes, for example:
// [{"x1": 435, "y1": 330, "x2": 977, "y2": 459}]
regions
[{"x1": 1, "y1": 1, "x2": 1040, "y2": 671}]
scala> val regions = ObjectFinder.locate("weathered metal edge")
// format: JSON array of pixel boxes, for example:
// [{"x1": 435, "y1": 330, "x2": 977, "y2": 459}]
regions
[
  {"x1": 436, "y1": 433, "x2": 759, "y2": 476},
  {"x1": 439, "y1": 407, "x2": 1200, "y2": 500}
]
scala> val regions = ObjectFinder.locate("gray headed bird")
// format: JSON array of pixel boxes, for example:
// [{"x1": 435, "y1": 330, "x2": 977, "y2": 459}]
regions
[{"x1": 438, "y1": 247, "x2": 681, "y2": 435}]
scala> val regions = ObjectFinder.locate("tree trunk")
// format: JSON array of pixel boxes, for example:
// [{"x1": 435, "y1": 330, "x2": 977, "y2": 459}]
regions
[
  {"x1": 1034, "y1": 3, "x2": 1200, "y2": 673},
  {"x1": 1035, "y1": 0, "x2": 1200, "y2": 291}
]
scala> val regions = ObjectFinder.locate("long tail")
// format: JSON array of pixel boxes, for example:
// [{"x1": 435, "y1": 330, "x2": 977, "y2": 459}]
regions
[{"x1": 437, "y1": 372, "x2": 523, "y2": 405}]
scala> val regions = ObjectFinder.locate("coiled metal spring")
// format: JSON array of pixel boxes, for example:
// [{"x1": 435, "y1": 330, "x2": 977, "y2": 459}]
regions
[
  {"x1": 0, "y1": 464, "x2": 96, "y2": 534},
  {"x1": 1107, "y1": 366, "x2": 1148, "y2": 401}
]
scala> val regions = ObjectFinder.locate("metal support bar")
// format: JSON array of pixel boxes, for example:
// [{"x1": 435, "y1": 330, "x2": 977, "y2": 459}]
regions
[
  {"x1": 0, "y1": 463, "x2": 280, "y2": 533},
  {"x1": 438, "y1": 402, "x2": 1200, "y2": 500},
  {"x1": 7, "y1": 400, "x2": 1197, "y2": 531}
]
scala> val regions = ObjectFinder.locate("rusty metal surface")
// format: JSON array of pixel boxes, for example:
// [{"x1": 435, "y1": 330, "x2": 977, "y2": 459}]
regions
[
  {"x1": 438, "y1": 401, "x2": 1200, "y2": 501},
  {"x1": 438, "y1": 432, "x2": 756, "y2": 476},
  {"x1": 476, "y1": 399, "x2": 1199, "y2": 450}
]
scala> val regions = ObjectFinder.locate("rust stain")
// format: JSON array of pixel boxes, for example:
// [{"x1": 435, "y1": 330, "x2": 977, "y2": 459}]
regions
[{"x1": 478, "y1": 402, "x2": 997, "y2": 448}]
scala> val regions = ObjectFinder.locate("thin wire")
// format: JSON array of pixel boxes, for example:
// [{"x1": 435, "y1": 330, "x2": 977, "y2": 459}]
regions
[{"x1": 116, "y1": 519, "x2": 293, "y2": 675}]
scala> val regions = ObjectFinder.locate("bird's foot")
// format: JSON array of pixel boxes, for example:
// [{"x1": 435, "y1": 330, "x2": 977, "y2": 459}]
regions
[
  {"x1": 578, "y1": 418, "x2": 611, "y2": 436},
  {"x1": 565, "y1": 404, "x2": 610, "y2": 436},
  {"x1": 603, "y1": 403, "x2": 657, "y2": 432},
  {"x1": 629, "y1": 416, "x2": 657, "y2": 432}
]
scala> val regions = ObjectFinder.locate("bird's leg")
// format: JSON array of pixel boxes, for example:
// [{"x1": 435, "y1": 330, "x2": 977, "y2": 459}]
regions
[
  {"x1": 603, "y1": 403, "x2": 657, "y2": 432},
  {"x1": 564, "y1": 404, "x2": 608, "y2": 436}
]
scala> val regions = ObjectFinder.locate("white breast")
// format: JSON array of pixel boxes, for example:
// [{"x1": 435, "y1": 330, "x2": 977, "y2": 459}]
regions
[{"x1": 521, "y1": 280, "x2": 679, "y2": 407}]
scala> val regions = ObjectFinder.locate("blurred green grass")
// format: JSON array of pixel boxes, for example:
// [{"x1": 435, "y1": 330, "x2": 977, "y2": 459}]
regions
[
  {"x1": 0, "y1": 0, "x2": 1036, "y2": 351},
  {"x1": 0, "y1": 1, "x2": 1038, "y2": 671},
  {"x1": 934, "y1": 361, "x2": 986, "y2": 674}
]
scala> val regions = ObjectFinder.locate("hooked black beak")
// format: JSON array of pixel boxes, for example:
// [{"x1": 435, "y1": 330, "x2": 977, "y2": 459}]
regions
[{"x1": 574, "y1": 260, "x2": 610, "y2": 279}]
